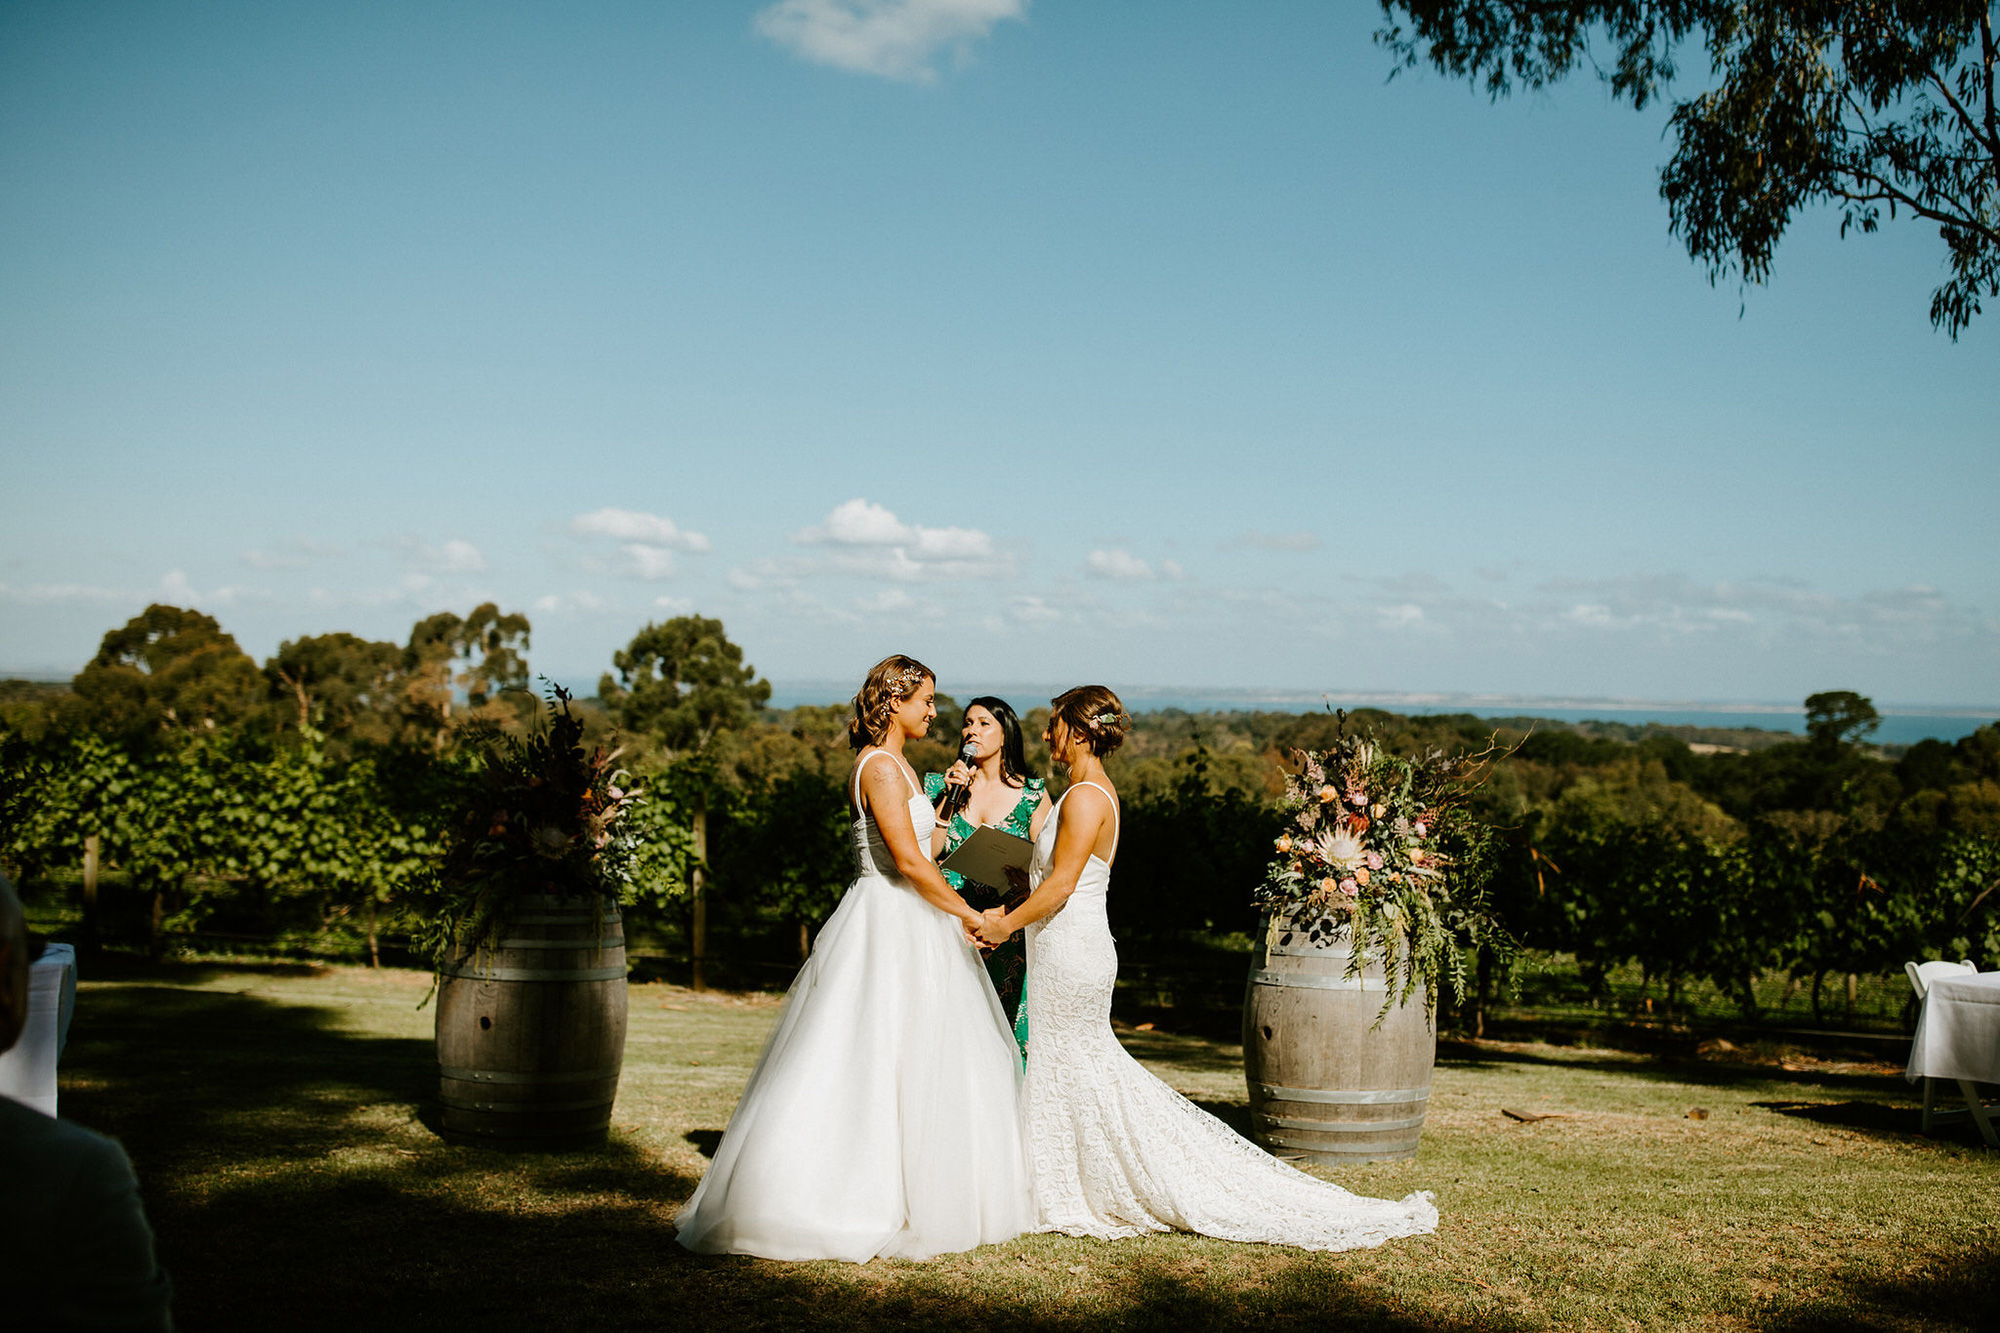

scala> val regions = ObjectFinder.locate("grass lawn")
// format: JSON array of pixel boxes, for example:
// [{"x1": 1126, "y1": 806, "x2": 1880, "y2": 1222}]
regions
[{"x1": 55, "y1": 959, "x2": 2000, "y2": 1331}]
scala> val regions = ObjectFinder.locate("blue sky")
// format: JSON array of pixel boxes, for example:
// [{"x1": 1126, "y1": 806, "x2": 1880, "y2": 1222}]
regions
[{"x1": 2, "y1": 1, "x2": 1995, "y2": 707}]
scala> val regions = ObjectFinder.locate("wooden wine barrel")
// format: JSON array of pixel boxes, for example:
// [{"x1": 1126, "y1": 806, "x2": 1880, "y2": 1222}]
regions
[
  {"x1": 435, "y1": 894, "x2": 628, "y2": 1147},
  {"x1": 1242, "y1": 916, "x2": 1435, "y2": 1164}
]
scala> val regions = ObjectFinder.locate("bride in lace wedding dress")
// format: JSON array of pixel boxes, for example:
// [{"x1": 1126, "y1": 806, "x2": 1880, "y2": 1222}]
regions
[
  {"x1": 976, "y1": 686, "x2": 1438, "y2": 1252},
  {"x1": 675, "y1": 656, "x2": 1032, "y2": 1262}
]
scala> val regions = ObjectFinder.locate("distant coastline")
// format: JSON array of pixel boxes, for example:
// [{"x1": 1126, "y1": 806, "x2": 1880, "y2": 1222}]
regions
[
  {"x1": 6, "y1": 666, "x2": 1992, "y2": 748},
  {"x1": 758, "y1": 681, "x2": 2000, "y2": 748}
]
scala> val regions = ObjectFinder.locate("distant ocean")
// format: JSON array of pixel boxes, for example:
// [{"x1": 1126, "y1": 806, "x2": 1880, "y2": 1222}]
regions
[{"x1": 760, "y1": 682, "x2": 1998, "y2": 748}]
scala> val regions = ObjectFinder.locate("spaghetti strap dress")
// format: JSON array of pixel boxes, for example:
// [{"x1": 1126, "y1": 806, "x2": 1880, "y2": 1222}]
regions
[{"x1": 674, "y1": 750, "x2": 1033, "y2": 1261}]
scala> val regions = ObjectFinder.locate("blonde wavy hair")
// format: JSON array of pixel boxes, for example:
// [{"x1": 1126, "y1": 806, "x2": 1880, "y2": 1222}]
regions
[
  {"x1": 847, "y1": 654, "x2": 936, "y2": 750},
  {"x1": 1049, "y1": 685, "x2": 1130, "y2": 758}
]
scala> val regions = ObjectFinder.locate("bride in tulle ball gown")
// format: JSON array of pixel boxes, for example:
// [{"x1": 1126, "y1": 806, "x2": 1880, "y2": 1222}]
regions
[
  {"x1": 674, "y1": 656, "x2": 1032, "y2": 1262},
  {"x1": 976, "y1": 685, "x2": 1439, "y2": 1252}
]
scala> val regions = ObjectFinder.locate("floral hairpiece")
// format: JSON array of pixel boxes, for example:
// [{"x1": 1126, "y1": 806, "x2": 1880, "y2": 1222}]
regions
[
  {"x1": 872, "y1": 665, "x2": 928, "y2": 715},
  {"x1": 1094, "y1": 711, "x2": 1121, "y2": 728}
]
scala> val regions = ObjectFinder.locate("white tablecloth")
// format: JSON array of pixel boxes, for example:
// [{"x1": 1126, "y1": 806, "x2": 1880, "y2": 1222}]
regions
[
  {"x1": 0, "y1": 943, "x2": 77, "y2": 1116},
  {"x1": 1906, "y1": 971, "x2": 2000, "y2": 1086}
]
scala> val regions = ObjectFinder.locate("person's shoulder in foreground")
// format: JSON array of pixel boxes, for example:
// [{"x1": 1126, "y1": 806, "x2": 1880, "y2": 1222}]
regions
[{"x1": 0, "y1": 1094, "x2": 176, "y2": 1332}]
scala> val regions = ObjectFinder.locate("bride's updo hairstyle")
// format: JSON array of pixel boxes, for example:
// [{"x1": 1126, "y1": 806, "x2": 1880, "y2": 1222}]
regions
[
  {"x1": 848, "y1": 654, "x2": 935, "y2": 750},
  {"x1": 1049, "y1": 685, "x2": 1131, "y2": 758}
]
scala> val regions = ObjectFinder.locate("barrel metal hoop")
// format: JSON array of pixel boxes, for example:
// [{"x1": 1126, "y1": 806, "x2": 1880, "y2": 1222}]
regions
[
  {"x1": 440, "y1": 964, "x2": 628, "y2": 982},
  {"x1": 1261, "y1": 1133, "x2": 1417, "y2": 1155},
  {"x1": 1247, "y1": 969, "x2": 1387, "y2": 992},
  {"x1": 1256, "y1": 1113, "x2": 1430, "y2": 1133},
  {"x1": 439, "y1": 1095, "x2": 614, "y2": 1113},
  {"x1": 439, "y1": 1064, "x2": 623, "y2": 1085},
  {"x1": 1252, "y1": 1083, "x2": 1431, "y2": 1105},
  {"x1": 1263, "y1": 947, "x2": 1385, "y2": 966},
  {"x1": 493, "y1": 937, "x2": 626, "y2": 951}
]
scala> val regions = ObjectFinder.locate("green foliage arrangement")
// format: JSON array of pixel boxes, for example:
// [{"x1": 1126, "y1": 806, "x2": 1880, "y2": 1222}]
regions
[
  {"x1": 1257, "y1": 721, "x2": 1508, "y2": 1020},
  {"x1": 413, "y1": 683, "x2": 696, "y2": 976},
  {"x1": 415, "y1": 684, "x2": 629, "y2": 968}
]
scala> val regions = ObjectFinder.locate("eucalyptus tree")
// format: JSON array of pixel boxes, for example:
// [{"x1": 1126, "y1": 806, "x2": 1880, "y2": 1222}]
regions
[
  {"x1": 1379, "y1": 1, "x2": 2000, "y2": 335},
  {"x1": 265, "y1": 632, "x2": 404, "y2": 746},
  {"x1": 400, "y1": 604, "x2": 533, "y2": 746},
  {"x1": 68, "y1": 604, "x2": 265, "y2": 741},
  {"x1": 600, "y1": 615, "x2": 772, "y2": 988}
]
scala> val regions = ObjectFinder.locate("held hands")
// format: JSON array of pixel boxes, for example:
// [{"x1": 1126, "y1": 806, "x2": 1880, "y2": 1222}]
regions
[{"x1": 974, "y1": 906, "x2": 1013, "y2": 947}]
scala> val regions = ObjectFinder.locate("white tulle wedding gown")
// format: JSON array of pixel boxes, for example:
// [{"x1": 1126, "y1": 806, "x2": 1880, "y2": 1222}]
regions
[
  {"x1": 674, "y1": 751, "x2": 1033, "y2": 1262},
  {"x1": 1021, "y1": 781, "x2": 1440, "y2": 1251}
]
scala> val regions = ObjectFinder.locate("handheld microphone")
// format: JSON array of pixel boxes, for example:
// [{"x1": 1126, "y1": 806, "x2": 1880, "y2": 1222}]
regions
[{"x1": 939, "y1": 740, "x2": 978, "y2": 821}]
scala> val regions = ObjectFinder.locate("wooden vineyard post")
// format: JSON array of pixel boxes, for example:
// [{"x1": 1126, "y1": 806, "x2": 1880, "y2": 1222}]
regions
[
  {"x1": 81, "y1": 833, "x2": 100, "y2": 955},
  {"x1": 691, "y1": 797, "x2": 708, "y2": 992}
]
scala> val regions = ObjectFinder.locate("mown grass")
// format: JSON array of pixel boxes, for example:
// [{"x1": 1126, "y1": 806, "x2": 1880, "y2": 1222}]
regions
[{"x1": 54, "y1": 960, "x2": 2000, "y2": 1331}]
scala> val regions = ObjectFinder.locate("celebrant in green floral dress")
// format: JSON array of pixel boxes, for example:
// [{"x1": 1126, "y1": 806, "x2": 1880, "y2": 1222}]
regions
[{"x1": 925, "y1": 696, "x2": 1051, "y2": 1059}]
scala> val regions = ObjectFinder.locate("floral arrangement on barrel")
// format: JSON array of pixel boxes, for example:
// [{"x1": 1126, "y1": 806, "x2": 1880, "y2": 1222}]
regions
[
  {"x1": 1255, "y1": 716, "x2": 1509, "y2": 1022},
  {"x1": 413, "y1": 683, "x2": 643, "y2": 975}
]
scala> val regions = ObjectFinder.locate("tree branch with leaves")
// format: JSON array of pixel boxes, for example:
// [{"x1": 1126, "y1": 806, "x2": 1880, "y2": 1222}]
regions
[{"x1": 1380, "y1": 1, "x2": 2000, "y2": 336}]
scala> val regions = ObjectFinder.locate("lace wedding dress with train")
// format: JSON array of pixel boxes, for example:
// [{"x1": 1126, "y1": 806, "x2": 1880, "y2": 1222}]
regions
[
  {"x1": 674, "y1": 751, "x2": 1033, "y2": 1262},
  {"x1": 1021, "y1": 782, "x2": 1439, "y2": 1251}
]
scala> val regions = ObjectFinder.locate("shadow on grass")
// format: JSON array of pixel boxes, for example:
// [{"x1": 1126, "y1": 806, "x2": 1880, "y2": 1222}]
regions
[
  {"x1": 1438, "y1": 1038, "x2": 1912, "y2": 1102},
  {"x1": 165, "y1": 1177, "x2": 1513, "y2": 1333},
  {"x1": 1751, "y1": 1098, "x2": 2000, "y2": 1152},
  {"x1": 1757, "y1": 1245, "x2": 2000, "y2": 1332},
  {"x1": 59, "y1": 976, "x2": 1520, "y2": 1333},
  {"x1": 1111, "y1": 1026, "x2": 1245, "y2": 1078}
]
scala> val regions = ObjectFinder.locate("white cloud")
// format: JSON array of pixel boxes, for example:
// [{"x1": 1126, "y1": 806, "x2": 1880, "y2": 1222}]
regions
[
  {"x1": 1235, "y1": 530, "x2": 1323, "y2": 552},
  {"x1": 1085, "y1": 549, "x2": 1154, "y2": 581},
  {"x1": 569, "y1": 507, "x2": 711, "y2": 552},
  {"x1": 392, "y1": 537, "x2": 487, "y2": 574},
  {"x1": 0, "y1": 581, "x2": 127, "y2": 605},
  {"x1": 1007, "y1": 594, "x2": 1064, "y2": 626},
  {"x1": 240, "y1": 538, "x2": 345, "y2": 571},
  {"x1": 307, "y1": 573, "x2": 439, "y2": 610},
  {"x1": 778, "y1": 498, "x2": 1013, "y2": 581},
  {"x1": 533, "y1": 591, "x2": 608, "y2": 614},
  {"x1": 159, "y1": 570, "x2": 270, "y2": 609},
  {"x1": 618, "y1": 543, "x2": 679, "y2": 581},
  {"x1": 857, "y1": 588, "x2": 916, "y2": 614},
  {"x1": 1161, "y1": 559, "x2": 1187, "y2": 581},
  {"x1": 754, "y1": 0, "x2": 1024, "y2": 84},
  {"x1": 652, "y1": 595, "x2": 693, "y2": 613}
]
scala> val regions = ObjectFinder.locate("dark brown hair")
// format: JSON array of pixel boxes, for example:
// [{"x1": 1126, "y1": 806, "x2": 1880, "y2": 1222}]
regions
[
  {"x1": 1049, "y1": 685, "x2": 1130, "y2": 757},
  {"x1": 847, "y1": 654, "x2": 935, "y2": 750}
]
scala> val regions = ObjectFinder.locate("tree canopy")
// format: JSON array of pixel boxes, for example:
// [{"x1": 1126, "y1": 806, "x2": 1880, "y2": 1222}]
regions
[
  {"x1": 1379, "y1": 1, "x2": 2000, "y2": 336},
  {"x1": 266, "y1": 632, "x2": 404, "y2": 742},
  {"x1": 69, "y1": 604, "x2": 264, "y2": 740},
  {"x1": 599, "y1": 615, "x2": 772, "y2": 757}
]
